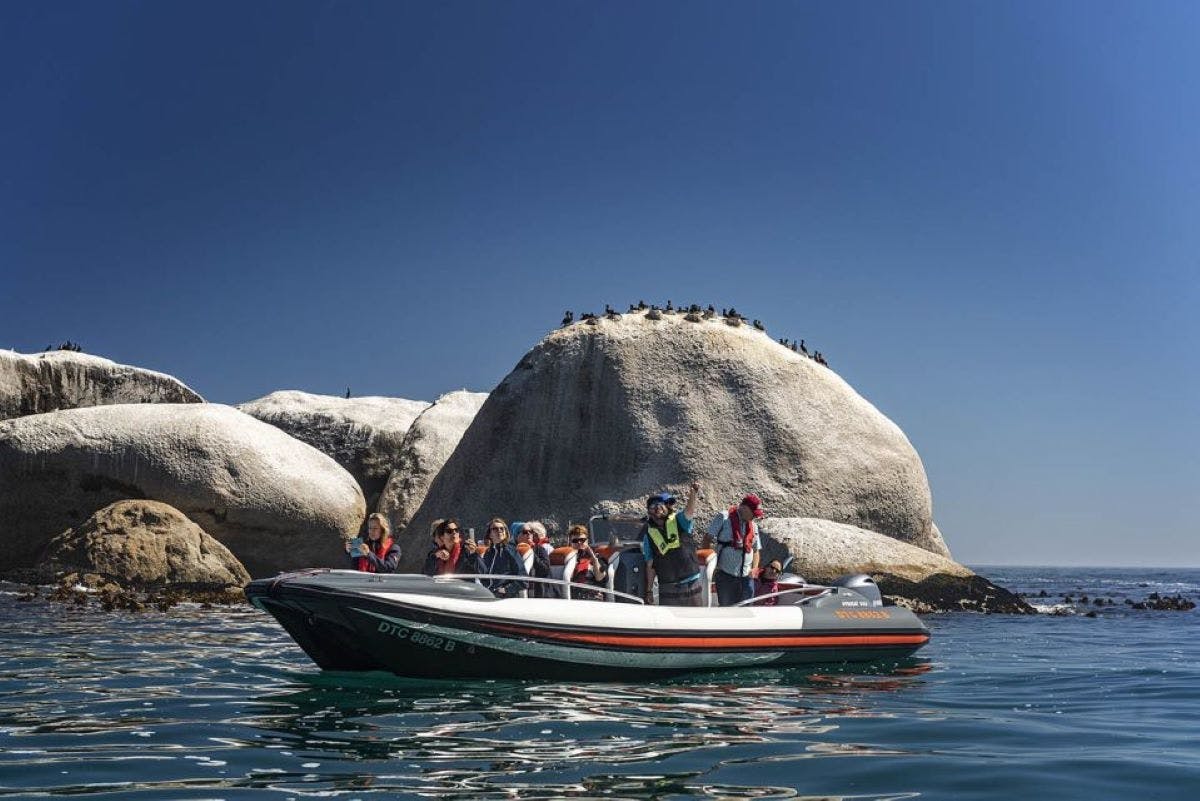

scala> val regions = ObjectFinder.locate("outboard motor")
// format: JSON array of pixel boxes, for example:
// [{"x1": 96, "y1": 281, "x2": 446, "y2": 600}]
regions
[
  {"x1": 832, "y1": 574, "x2": 883, "y2": 607},
  {"x1": 610, "y1": 545, "x2": 646, "y2": 603}
]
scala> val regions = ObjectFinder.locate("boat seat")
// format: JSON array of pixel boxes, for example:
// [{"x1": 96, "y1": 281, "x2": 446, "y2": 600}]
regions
[
  {"x1": 696, "y1": 548, "x2": 717, "y2": 607},
  {"x1": 516, "y1": 542, "x2": 535, "y2": 598},
  {"x1": 547, "y1": 546, "x2": 574, "y2": 598}
]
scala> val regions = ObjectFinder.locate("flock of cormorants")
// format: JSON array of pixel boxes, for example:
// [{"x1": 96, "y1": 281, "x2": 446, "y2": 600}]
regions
[
  {"x1": 44, "y1": 341, "x2": 83, "y2": 353},
  {"x1": 560, "y1": 302, "x2": 830, "y2": 367}
]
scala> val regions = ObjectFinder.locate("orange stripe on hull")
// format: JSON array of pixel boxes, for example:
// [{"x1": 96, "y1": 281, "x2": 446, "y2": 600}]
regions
[{"x1": 485, "y1": 623, "x2": 928, "y2": 649}]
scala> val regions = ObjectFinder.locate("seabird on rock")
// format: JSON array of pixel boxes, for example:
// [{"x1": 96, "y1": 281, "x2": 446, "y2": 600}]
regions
[
  {"x1": 665, "y1": 300, "x2": 674, "y2": 312},
  {"x1": 637, "y1": 299, "x2": 647, "y2": 310},
  {"x1": 752, "y1": 319, "x2": 765, "y2": 331},
  {"x1": 799, "y1": 339, "x2": 808, "y2": 355},
  {"x1": 561, "y1": 311, "x2": 574, "y2": 327}
]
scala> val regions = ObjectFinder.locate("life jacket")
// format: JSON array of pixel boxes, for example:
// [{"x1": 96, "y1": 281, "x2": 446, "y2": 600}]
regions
[
  {"x1": 726, "y1": 506, "x2": 756, "y2": 552},
  {"x1": 644, "y1": 513, "x2": 700, "y2": 584},
  {"x1": 754, "y1": 578, "x2": 780, "y2": 606},
  {"x1": 437, "y1": 542, "x2": 462, "y2": 575},
  {"x1": 355, "y1": 537, "x2": 394, "y2": 573}
]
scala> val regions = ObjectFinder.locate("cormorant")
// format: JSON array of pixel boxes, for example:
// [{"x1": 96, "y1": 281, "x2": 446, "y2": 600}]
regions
[
  {"x1": 665, "y1": 300, "x2": 674, "y2": 312},
  {"x1": 752, "y1": 319, "x2": 765, "y2": 331},
  {"x1": 344, "y1": 387, "x2": 351, "y2": 399},
  {"x1": 799, "y1": 339, "x2": 808, "y2": 355},
  {"x1": 561, "y1": 311, "x2": 574, "y2": 326}
]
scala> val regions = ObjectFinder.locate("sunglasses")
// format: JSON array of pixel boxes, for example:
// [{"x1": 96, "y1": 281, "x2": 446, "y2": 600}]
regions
[
  {"x1": 488, "y1": 526, "x2": 506, "y2": 533},
  {"x1": 444, "y1": 527, "x2": 460, "y2": 534},
  {"x1": 571, "y1": 537, "x2": 588, "y2": 544}
]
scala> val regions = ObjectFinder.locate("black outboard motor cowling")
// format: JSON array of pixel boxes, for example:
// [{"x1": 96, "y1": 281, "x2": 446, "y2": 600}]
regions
[{"x1": 831, "y1": 574, "x2": 883, "y2": 607}]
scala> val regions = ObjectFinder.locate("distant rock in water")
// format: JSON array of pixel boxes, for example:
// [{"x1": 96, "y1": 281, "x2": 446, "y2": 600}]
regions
[
  {"x1": 405, "y1": 313, "x2": 948, "y2": 567},
  {"x1": 0, "y1": 350, "x2": 203, "y2": 420},
  {"x1": 0, "y1": 404, "x2": 365, "y2": 577},
  {"x1": 37, "y1": 500, "x2": 250, "y2": 588},
  {"x1": 376, "y1": 390, "x2": 489, "y2": 533},
  {"x1": 238, "y1": 390, "x2": 429, "y2": 509}
]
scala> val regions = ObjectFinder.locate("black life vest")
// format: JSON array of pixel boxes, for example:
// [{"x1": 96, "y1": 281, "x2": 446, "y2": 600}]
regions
[{"x1": 643, "y1": 513, "x2": 700, "y2": 584}]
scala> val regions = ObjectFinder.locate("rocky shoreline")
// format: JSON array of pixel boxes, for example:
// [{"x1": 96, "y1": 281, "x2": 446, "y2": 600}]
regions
[{"x1": 0, "y1": 317, "x2": 1125, "y2": 613}]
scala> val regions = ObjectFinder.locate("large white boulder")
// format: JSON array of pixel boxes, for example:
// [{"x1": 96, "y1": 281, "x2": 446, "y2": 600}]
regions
[
  {"x1": 0, "y1": 350, "x2": 203, "y2": 420},
  {"x1": 237, "y1": 390, "x2": 429, "y2": 509},
  {"x1": 0, "y1": 404, "x2": 365, "y2": 577},
  {"x1": 758, "y1": 517, "x2": 972, "y2": 583},
  {"x1": 376, "y1": 390, "x2": 489, "y2": 534},
  {"x1": 406, "y1": 312, "x2": 949, "y2": 567}
]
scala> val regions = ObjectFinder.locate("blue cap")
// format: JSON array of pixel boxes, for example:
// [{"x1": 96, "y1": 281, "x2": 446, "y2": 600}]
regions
[{"x1": 647, "y1": 492, "x2": 676, "y2": 506}]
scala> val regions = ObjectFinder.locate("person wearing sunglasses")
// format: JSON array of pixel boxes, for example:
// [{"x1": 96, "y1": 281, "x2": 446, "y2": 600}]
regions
[
  {"x1": 566, "y1": 524, "x2": 608, "y2": 601},
  {"x1": 641, "y1": 481, "x2": 703, "y2": 606},
  {"x1": 752, "y1": 559, "x2": 784, "y2": 606},
  {"x1": 422, "y1": 518, "x2": 479, "y2": 576},
  {"x1": 479, "y1": 517, "x2": 526, "y2": 597},
  {"x1": 515, "y1": 521, "x2": 552, "y2": 597}
]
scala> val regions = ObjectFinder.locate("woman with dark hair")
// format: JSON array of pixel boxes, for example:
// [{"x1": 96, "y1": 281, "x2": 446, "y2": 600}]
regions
[
  {"x1": 567, "y1": 524, "x2": 608, "y2": 601},
  {"x1": 346, "y1": 513, "x2": 401, "y2": 573},
  {"x1": 478, "y1": 517, "x2": 525, "y2": 598},
  {"x1": 422, "y1": 518, "x2": 478, "y2": 576}
]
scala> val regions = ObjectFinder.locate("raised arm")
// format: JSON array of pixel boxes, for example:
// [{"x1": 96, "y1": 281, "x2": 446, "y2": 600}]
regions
[{"x1": 685, "y1": 480, "x2": 701, "y2": 520}]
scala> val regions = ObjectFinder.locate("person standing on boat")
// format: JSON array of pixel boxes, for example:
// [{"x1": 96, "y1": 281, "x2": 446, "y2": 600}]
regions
[
  {"x1": 641, "y1": 482, "x2": 703, "y2": 606},
  {"x1": 422, "y1": 518, "x2": 478, "y2": 576},
  {"x1": 346, "y1": 512, "x2": 401, "y2": 573},
  {"x1": 479, "y1": 518, "x2": 526, "y2": 598},
  {"x1": 706, "y1": 493, "x2": 764, "y2": 606}
]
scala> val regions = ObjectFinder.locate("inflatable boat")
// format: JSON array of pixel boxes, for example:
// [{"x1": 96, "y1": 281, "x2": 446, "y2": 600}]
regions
[{"x1": 245, "y1": 569, "x2": 930, "y2": 679}]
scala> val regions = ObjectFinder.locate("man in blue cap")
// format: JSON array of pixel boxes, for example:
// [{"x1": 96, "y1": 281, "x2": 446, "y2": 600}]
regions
[{"x1": 641, "y1": 481, "x2": 703, "y2": 606}]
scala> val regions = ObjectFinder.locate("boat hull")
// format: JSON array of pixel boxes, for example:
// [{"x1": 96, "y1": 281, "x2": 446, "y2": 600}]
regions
[{"x1": 247, "y1": 571, "x2": 930, "y2": 680}]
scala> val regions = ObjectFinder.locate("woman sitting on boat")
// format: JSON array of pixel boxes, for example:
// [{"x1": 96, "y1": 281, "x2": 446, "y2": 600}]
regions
[
  {"x1": 345, "y1": 513, "x2": 401, "y2": 573},
  {"x1": 478, "y1": 517, "x2": 526, "y2": 597},
  {"x1": 422, "y1": 518, "x2": 478, "y2": 576},
  {"x1": 751, "y1": 559, "x2": 783, "y2": 606},
  {"x1": 515, "y1": 521, "x2": 552, "y2": 596},
  {"x1": 567, "y1": 524, "x2": 608, "y2": 601}
]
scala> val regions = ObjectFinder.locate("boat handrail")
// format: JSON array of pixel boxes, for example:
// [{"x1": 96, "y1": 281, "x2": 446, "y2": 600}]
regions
[
  {"x1": 429, "y1": 574, "x2": 646, "y2": 605},
  {"x1": 732, "y1": 586, "x2": 834, "y2": 607}
]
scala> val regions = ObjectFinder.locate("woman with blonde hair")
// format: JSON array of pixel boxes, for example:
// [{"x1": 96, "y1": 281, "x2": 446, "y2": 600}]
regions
[
  {"x1": 479, "y1": 517, "x2": 525, "y2": 597},
  {"x1": 515, "y1": 520, "x2": 551, "y2": 596},
  {"x1": 345, "y1": 512, "x2": 401, "y2": 573}
]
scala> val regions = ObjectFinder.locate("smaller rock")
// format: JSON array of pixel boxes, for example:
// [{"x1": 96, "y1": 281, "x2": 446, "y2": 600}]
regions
[{"x1": 39, "y1": 500, "x2": 250, "y2": 589}]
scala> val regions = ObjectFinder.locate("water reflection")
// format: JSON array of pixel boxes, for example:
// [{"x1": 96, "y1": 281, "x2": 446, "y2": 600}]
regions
[{"x1": 0, "y1": 595, "x2": 933, "y2": 799}]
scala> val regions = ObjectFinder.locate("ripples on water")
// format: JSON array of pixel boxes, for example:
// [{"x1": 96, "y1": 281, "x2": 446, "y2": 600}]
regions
[{"x1": 1, "y1": 567, "x2": 1197, "y2": 800}]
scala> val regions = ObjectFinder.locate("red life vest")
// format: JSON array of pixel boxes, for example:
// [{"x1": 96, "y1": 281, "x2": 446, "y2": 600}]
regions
[
  {"x1": 436, "y1": 542, "x2": 462, "y2": 575},
  {"x1": 728, "y1": 506, "x2": 756, "y2": 553},
  {"x1": 354, "y1": 537, "x2": 394, "y2": 573}
]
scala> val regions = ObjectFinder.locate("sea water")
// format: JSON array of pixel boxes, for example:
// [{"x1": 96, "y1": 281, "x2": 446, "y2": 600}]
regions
[{"x1": 1, "y1": 567, "x2": 1197, "y2": 800}]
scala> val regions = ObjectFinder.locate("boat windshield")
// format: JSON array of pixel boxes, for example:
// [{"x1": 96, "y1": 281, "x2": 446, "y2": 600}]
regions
[{"x1": 587, "y1": 515, "x2": 646, "y2": 547}]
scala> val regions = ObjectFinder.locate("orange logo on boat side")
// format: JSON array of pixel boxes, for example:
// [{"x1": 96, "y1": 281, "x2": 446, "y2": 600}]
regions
[{"x1": 833, "y1": 610, "x2": 892, "y2": 620}]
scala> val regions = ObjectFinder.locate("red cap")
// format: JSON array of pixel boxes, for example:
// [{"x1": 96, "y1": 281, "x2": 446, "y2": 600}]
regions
[{"x1": 741, "y1": 493, "x2": 765, "y2": 518}]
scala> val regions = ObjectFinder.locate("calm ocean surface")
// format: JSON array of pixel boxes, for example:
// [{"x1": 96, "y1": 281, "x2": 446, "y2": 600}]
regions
[{"x1": 1, "y1": 566, "x2": 1197, "y2": 800}]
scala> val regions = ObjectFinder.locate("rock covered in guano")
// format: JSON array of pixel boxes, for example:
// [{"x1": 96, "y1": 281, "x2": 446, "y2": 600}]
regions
[
  {"x1": 0, "y1": 404, "x2": 365, "y2": 577},
  {"x1": 0, "y1": 350, "x2": 203, "y2": 420},
  {"x1": 405, "y1": 312, "x2": 949, "y2": 569},
  {"x1": 38, "y1": 500, "x2": 250, "y2": 587},
  {"x1": 376, "y1": 390, "x2": 489, "y2": 533},
  {"x1": 237, "y1": 390, "x2": 429, "y2": 509}
]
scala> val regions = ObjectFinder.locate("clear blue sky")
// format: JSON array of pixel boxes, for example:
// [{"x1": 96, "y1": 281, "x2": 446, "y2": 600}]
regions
[{"x1": 3, "y1": 2, "x2": 1197, "y2": 567}]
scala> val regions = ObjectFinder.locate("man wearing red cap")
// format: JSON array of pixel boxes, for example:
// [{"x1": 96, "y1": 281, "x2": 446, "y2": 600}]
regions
[{"x1": 705, "y1": 493, "x2": 764, "y2": 606}]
